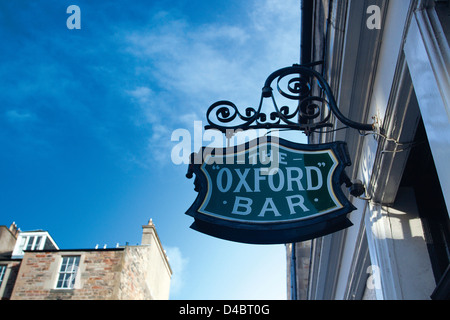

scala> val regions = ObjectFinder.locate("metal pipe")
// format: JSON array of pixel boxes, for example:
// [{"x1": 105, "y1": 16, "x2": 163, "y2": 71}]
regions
[
  {"x1": 290, "y1": 243, "x2": 298, "y2": 300},
  {"x1": 300, "y1": 0, "x2": 313, "y2": 65},
  {"x1": 290, "y1": 0, "x2": 313, "y2": 300}
]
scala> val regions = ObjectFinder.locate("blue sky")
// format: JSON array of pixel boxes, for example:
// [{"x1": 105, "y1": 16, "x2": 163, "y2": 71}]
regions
[{"x1": 0, "y1": 0, "x2": 303, "y2": 299}]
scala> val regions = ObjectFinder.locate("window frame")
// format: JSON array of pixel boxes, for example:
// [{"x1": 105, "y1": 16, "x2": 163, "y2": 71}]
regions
[
  {"x1": 0, "y1": 265, "x2": 6, "y2": 289},
  {"x1": 24, "y1": 235, "x2": 43, "y2": 251},
  {"x1": 16, "y1": 235, "x2": 43, "y2": 256},
  {"x1": 12, "y1": 231, "x2": 59, "y2": 258},
  {"x1": 55, "y1": 256, "x2": 80, "y2": 290}
]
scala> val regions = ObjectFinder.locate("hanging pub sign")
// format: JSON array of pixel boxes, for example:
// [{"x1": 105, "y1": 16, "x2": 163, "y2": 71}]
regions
[
  {"x1": 185, "y1": 137, "x2": 356, "y2": 244},
  {"x1": 183, "y1": 64, "x2": 373, "y2": 244}
]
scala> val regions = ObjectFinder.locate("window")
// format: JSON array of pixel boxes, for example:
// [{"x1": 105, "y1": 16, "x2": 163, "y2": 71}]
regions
[
  {"x1": 401, "y1": 119, "x2": 450, "y2": 282},
  {"x1": 25, "y1": 236, "x2": 42, "y2": 251},
  {"x1": 12, "y1": 232, "x2": 59, "y2": 258},
  {"x1": 401, "y1": 119, "x2": 450, "y2": 299},
  {"x1": 56, "y1": 256, "x2": 80, "y2": 289},
  {"x1": 0, "y1": 265, "x2": 6, "y2": 288},
  {"x1": 15, "y1": 235, "x2": 44, "y2": 256},
  {"x1": 16, "y1": 237, "x2": 26, "y2": 256}
]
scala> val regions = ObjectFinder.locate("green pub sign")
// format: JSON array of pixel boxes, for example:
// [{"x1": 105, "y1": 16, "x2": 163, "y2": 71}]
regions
[{"x1": 186, "y1": 137, "x2": 355, "y2": 244}]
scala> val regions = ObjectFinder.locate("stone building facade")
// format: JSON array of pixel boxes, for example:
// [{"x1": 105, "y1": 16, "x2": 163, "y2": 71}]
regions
[
  {"x1": 0, "y1": 224, "x2": 21, "y2": 299},
  {"x1": 288, "y1": 0, "x2": 450, "y2": 300},
  {"x1": 0, "y1": 220, "x2": 172, "y2": 300}
]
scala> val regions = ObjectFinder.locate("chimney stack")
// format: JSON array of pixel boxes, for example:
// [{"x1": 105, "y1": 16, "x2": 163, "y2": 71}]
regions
[
  {"x1": 141, "y1": 219, "x2": 156, "y2": 245},
  {"x1": 9, "y1": 222, "x2": 19, "y2": 238}
]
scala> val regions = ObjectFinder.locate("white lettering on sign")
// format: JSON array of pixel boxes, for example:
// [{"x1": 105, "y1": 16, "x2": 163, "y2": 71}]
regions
[
  {"x1": 233, "y1": 168, "x2": 252, "y2": 193},
  {"x1": 258, "y1": 198, "x2": 281, "y2": 217},
  {"x1": 268, "y1": 168, "x2": 284, "y2": 192},
  {"x1": 216, "y1": 168, "x2": 232, "y2": 192},
  {"x1": 286, "y1": 167, "x2": 305, "y2": 191},
  {"x1": 254, "y1": 168, "x2": 266, "y2": 192},
  {"x1": 216, "y1": 167, "x2": 323, "y2": 193},
  {"x1": 231, "y1": 194, "x2": 310, "y2": 217},
  {"x1": 232, "y1": 196, "x2": 253, "y2": 215},
  {"x1": 286, "y1": 195, "x2": 310, "y2": 214},
  {"x1": 306, "y1": 166, "x2": 323, "y2": 190}
]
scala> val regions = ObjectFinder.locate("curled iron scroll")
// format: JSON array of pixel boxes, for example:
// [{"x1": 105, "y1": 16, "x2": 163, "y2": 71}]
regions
[{"x1": 205, "y1": 64, "x2": 373, "y2": 135}]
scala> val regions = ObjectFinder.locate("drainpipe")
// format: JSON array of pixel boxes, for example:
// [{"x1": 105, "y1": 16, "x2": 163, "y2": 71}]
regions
[
  {"x1": 299, "y1": 0, "x2": 314, "y2": 128},
  {"x1": 290, "y1": 0, "x2": 313, "y2": 301},
  {"x1": 300, "y1": 0, "x2": 313, "y2": 65},
  {"x1": 290, "y1": 243, "x2": 298, "y2": 300}
]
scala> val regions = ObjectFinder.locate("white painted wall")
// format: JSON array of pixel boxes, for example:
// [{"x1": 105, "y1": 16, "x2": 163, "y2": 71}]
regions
[
  {"x1": 332, "y1": 0, "x2": 441, "y2": 300},
  {"x1": 404, "y1": 9, "x2": 450, "y2": 216}
]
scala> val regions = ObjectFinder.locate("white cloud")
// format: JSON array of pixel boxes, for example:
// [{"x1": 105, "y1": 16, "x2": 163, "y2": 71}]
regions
[
  {"x1": 127, "y1": 86, "x2": 153, "y2": 103},
  {"x1": 5, "y1": 109, "x2": 36, "y2": 123},
  {"x1": 124, "y1": 0, "x2": 299, "y2": 108},
  {"x1": 165, "y1": 246, "x2": 189, "y2": 298},
  {"x1": 122, "y1": 0, "x2": 300, "y2": 167}
]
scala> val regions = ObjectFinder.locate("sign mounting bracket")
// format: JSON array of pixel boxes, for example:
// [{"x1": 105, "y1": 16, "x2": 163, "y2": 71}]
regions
[{"x1": 205, "y1": 64, "x2": 374, "y2": 136}]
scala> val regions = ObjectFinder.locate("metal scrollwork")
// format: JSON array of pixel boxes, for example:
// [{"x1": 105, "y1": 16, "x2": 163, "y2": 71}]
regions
[{"x1": 205, "y1": 64, "x2": 373, "y2": 135}]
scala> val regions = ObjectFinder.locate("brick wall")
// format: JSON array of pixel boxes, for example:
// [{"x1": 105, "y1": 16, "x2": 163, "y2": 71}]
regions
[
  {"x1": 10, "y1": 246, "x2": 171, "y2": 300},
  {"x1": 10, "y1": 249, "x2": 125, "y2": 300},
  {"x1": 73, "y1": 250, "x2": 123, "y2": 300},
  {"x1": 0, "y1": 261, "x2": 21, "y2": 299},
  {"x1": 117, "y1": 246, "x2": 151, "y2": 299},
  {"x1": 12, "y1": 252, "x2": 57, "y2": 299}
]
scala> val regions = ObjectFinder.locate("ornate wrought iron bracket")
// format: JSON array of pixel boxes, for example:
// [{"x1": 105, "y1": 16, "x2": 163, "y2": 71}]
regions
[{"x1": 205, "y1": 64, "x2": 374, "y2": 135}]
